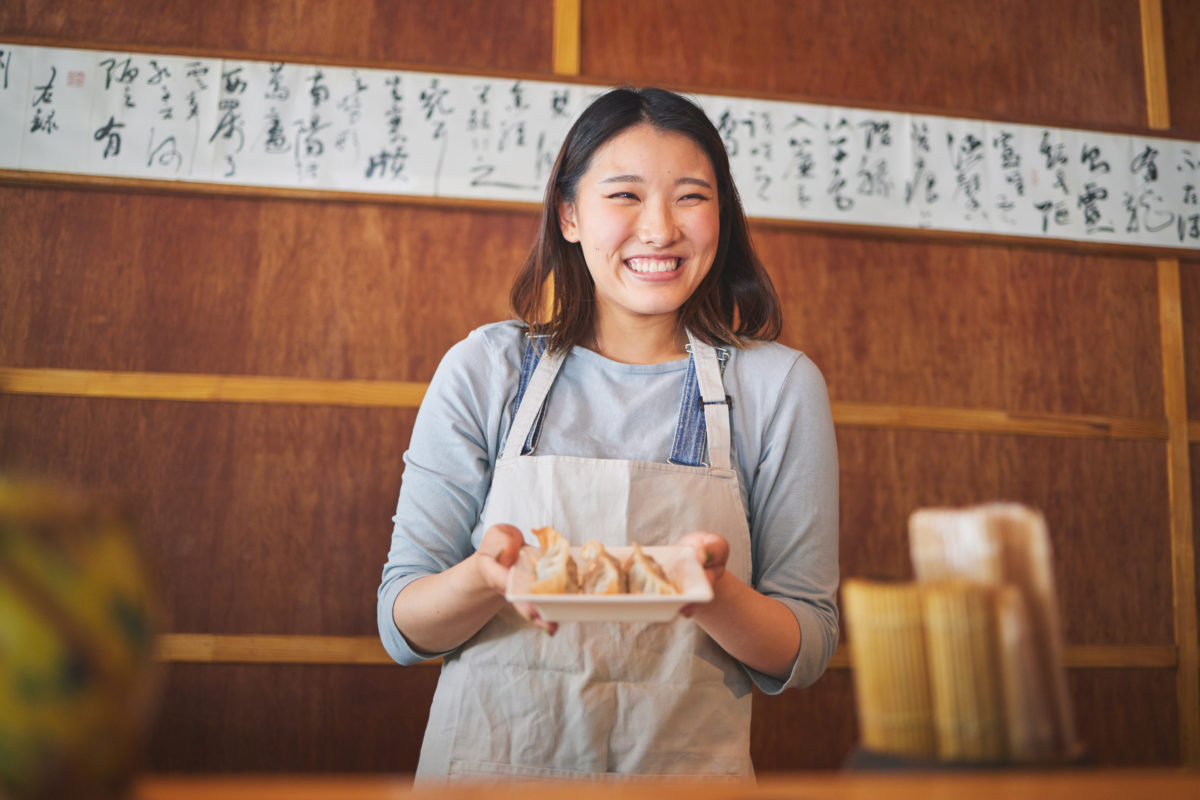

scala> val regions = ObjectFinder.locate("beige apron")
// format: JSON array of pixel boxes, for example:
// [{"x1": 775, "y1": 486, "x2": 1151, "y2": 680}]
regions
[{"x1": 415, "y1": 333, "x2": 754, "y2": 783}]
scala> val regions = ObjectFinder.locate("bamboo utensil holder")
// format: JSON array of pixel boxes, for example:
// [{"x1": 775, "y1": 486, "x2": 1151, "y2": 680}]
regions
[{"x1": 843, "y1": 579, "x2": 936, "y2": 759}]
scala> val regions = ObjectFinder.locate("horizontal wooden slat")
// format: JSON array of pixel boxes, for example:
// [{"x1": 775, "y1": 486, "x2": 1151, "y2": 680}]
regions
[
  {"x1": 831, "y1": 401, "x2": 1169, "y2": 441},
  {"x1": 0, "y1": 367, "x2": 425, "y2": 407},
  {"x1": 0, "y1": 367, "x2": 1178, "y2": 440},
  {"x1": 155, "y1": 634, "x2": 401, "y2": 665},
  {"x1": 154, "y1": 633, "x2": 1178, "y2": 670}
]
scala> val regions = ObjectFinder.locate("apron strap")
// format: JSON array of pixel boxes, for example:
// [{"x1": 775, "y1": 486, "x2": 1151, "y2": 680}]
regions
[
  {"x1": 504, "y1": 334, "x2": 562, "y2": 459},
  {"x1": 669, "y1": 332, "x2": 732, "y2": 470},
  {"x1": 508, "y1": 331, "x2": 731, "y2": 469}
]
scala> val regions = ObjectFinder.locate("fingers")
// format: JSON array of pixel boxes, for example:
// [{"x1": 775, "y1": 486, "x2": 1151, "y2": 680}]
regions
[
  {"x1": 481, "y1": 523, "x2": 525, "y2": 566},
  {"x1": 478, "y1": 526, "x2": 559, "y2": 634},
  {"x1": 475, "y1": 524, "x2": 527, "y2": 594},
  {"x1": 676, "y1": 531, "x2": 729, "y2": 567},
  {"x1": 676, "y1": 531, "x2": 728, "y2": 590}
]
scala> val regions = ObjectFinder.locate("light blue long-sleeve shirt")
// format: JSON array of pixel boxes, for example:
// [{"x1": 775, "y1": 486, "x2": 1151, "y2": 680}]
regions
[{"x1": 378, "y1": 321, "x2": 839, "y2": 693}]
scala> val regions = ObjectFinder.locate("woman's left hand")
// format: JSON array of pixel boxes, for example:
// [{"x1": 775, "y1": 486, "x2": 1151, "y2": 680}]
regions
[{"x1": 675, "y1": 531, "x2": 728, "y2": 617}]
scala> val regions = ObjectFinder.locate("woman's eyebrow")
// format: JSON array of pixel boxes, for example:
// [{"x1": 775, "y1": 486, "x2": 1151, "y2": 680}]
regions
[
  {"x1": 599, "y1": 174, "x2": 643, "y2": 184},
  {"x1": 598, "y1": 174, "x2": 713, "y2": 189}
]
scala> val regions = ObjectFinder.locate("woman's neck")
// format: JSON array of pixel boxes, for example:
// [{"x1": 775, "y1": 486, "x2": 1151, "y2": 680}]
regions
[{"x1": 587, "y1": 316, "x2": 687, "y2": 365}]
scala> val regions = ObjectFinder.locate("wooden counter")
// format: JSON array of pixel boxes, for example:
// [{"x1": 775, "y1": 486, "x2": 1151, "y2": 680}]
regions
[{"x1": 134, "y1": 770, "x2": 1200, "y2": 800}]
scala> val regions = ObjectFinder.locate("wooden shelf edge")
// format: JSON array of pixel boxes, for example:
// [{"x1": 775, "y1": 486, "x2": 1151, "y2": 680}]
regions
[
  {"x1": 0, "y1": 367, "x2": 426, "y2": 408},
  {"x1": 3, "y1": 367, "x2": 1180, "y2": 440},
  {"x1": 154, "y1": 634, "x2": 1177, "y2": 670},
  {"x1": 830, "y1": 401, "x2": 1169, "y2": 441}
]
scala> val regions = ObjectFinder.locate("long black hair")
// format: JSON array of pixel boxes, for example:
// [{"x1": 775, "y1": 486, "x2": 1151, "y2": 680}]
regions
[{"x1": 510, "y1": 87, "x2": 782, "y2": 352}]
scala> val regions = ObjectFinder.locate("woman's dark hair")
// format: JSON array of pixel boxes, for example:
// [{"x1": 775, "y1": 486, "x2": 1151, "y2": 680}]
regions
[{"x1": 510, "y1": 86, "x2": 782, "y2": 352}]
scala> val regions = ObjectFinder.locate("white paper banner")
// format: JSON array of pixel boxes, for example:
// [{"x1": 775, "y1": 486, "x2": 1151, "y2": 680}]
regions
[{"x1": 2, "y1": 43, "x2": 1198, "y2": 251}]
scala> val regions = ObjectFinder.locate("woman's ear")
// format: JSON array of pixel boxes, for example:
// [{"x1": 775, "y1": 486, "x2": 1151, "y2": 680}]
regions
[{"x1": 558, "y1": 200, "x2": 580, "y2": 243}]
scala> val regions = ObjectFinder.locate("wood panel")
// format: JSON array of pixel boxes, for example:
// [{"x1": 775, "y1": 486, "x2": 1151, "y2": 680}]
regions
[
  {"x1": 150, "y1": 666, "x2": 861, "y2": 774},
  {"x1": 0, "y1": 186, "x2": 535, "y2": 380},
  {"x1": 1069, "y1": 669, "x2": 1180, "y2": 766},
  {"x1": 0, "y1": 0, "x2": 552, "y2": 73},
  {"x1": 1163, "y1": 0, "x2": 1200, "y2": 138},
  {"x1": 753, "y1": 672, "x2": 858, "y2": 770},
  {"x1": 580, "y1": 0, "x2": 1146, "y2": 129},
  {"x1": 146, "y1": 663, "x2": 441, "y2": 773},
  {"x1": 756, "y1": 230, "x2": 1164, "y2": 418},
  {"x1": 1184, "y1": 261, "x2": 1200, "y2": 419},
  {"x1": 0, "y1": 394, "x2": 413, "y2": 636},
  {"x1": 143, "y1": 662, "x2": 1180, "y2": 773},
  {"x1": 1195, "y1": 443, "x2": 1200, "y2": 652},
  {"x1": 838, "y1": 429, "x2": 1173, "y2": 646}
]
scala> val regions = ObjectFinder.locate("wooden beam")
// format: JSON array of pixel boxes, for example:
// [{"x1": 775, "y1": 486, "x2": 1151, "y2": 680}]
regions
[
  {"x1": 0, "y1": 367, "x2": 426, "y2": 408},
  {"x1": 830, "y1": 401, "x2": 1168, "y2": 441},
  {"x1": 3, "y1": 367, "x2": 1182, "y2": 441},
  {"x1": 552, "y1": 0, "x2": 582, "y2": 76},
  {"x1": 1140, "y1": 0, "x2": 1172, "y2": 130},
  {"x1": 154, "y1": 633, "x2": 1177, "y2": 670},
  {"x1": 155, "y1": 633, "x2": 398, "y2": 665},
  {"x1": 1158, "y1": 257, "x2": 1200, "y2": 765},
  {"x1": 1142, "y1": 0, "x2": 1199, "y2": 766}
]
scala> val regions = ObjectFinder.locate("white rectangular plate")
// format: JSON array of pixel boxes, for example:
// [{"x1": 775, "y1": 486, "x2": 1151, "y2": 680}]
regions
[{"x1": 505, "y1": 545, "x2": 713, "y2": 623}]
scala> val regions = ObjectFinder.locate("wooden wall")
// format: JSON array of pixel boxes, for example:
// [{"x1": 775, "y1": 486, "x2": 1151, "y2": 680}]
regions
[{"x1": 1, "y1": 0, "x2": 1197, "y2": 774}]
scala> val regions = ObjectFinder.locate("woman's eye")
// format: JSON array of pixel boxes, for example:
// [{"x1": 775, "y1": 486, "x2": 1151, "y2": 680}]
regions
[{"x1": 607, "y1": 191, "x2": 638, "y2": 200}]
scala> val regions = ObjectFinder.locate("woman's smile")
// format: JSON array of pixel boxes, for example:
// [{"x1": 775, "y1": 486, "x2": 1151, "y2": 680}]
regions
[{"x1": 626, "y1": 256, "x2": 680, "y2": 274}]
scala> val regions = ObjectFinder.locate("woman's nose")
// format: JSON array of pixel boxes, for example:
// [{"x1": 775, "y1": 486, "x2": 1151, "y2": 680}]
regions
[{"x1": 637, "y1": 200, "x2": 679, "y2": 246}]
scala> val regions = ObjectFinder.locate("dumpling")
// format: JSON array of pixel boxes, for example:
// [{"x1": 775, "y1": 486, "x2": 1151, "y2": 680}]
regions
[
  {"x1": 579, "y1": 540, "x2": 627, "y2": 595},
  {"x1": 624, "y1": 543, "x2": 678, "y2": 595},
  {"x1": 530, "y1": 526, "x2": 579, "y2": 594}
]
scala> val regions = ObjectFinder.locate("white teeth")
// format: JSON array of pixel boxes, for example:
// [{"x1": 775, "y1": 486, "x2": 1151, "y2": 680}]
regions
[{"x1": 627, "y1": 258, "x2": 679, "y2": 273}]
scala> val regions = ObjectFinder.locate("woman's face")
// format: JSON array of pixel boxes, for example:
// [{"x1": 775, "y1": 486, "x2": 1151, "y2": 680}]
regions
[{"x1": 558, "y1": 123, "x2": 719, "y2": 333}]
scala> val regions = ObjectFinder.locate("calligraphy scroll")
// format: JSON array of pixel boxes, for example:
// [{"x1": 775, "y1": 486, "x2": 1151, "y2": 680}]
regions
[{"x1": 2, "y1": 43, "x2": 1197, "y2": 250}]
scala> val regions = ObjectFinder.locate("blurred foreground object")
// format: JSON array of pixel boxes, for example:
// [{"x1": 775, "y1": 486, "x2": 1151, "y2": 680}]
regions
[
  {"x1": 844, "y1": 503, "x2": 1080, "y2": 766},
  {"x1": 0, "y1": 477, "x2": 160, "y2": 799}
]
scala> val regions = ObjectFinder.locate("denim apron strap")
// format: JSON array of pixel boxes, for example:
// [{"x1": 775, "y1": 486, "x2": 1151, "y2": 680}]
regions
[
  {"x1": 510, "y1": 331, "x2": 730, "y2": 467},
  {"x1": 669, "y1": 332, "x2": 731, "y2": 469},
  {"x1": 503, "y1": 334, "x2": 563, "y2": 460}
]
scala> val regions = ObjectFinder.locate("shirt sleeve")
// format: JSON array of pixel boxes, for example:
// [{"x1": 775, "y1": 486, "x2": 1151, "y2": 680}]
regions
[
  {"x1": 738, "y1": 351, "x2": 840, "y2": 694},
  {"x1": 376, "y1": 324, "x2": 520, "y2": 665}
]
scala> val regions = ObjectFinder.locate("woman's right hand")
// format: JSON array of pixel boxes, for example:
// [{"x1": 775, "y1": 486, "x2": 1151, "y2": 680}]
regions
[
  {"x1": 474, "y1": 524, "x2": 526, "y2": 594},
  {"x1": 474, "y1": 523, "x2": 558, "y2": 635}
]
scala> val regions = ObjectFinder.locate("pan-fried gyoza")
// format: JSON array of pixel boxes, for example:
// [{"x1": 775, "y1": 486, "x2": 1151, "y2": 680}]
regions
[
  {"x1": 624, "y1": 542, "x2": 679, "y2": 595},
  {"x1": 530, "y1": 526, "x2": 580, "y2": 593},
  {"x1": 528, "y1": 529, "x2": 678, "y2": 595},
  {"x1": 580, "y1": 539, "x2": 628, "y2": 594}
]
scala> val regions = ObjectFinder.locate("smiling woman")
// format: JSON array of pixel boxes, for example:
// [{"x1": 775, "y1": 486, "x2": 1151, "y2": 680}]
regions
[
  {"x1": 377, "y1": 87, "x2": 839, "y2": 784},
  {"x1": 510, "y1": 87, "x2": 783, "y2": 359},
  {"x1": 557, "y1": 123, "x2": 720, "y2": 362}
]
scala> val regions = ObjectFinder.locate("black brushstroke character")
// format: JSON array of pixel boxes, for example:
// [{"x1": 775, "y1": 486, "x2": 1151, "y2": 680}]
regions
[{"x1": 94, "y1": 116, "x2": 125, "y2": 158}]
